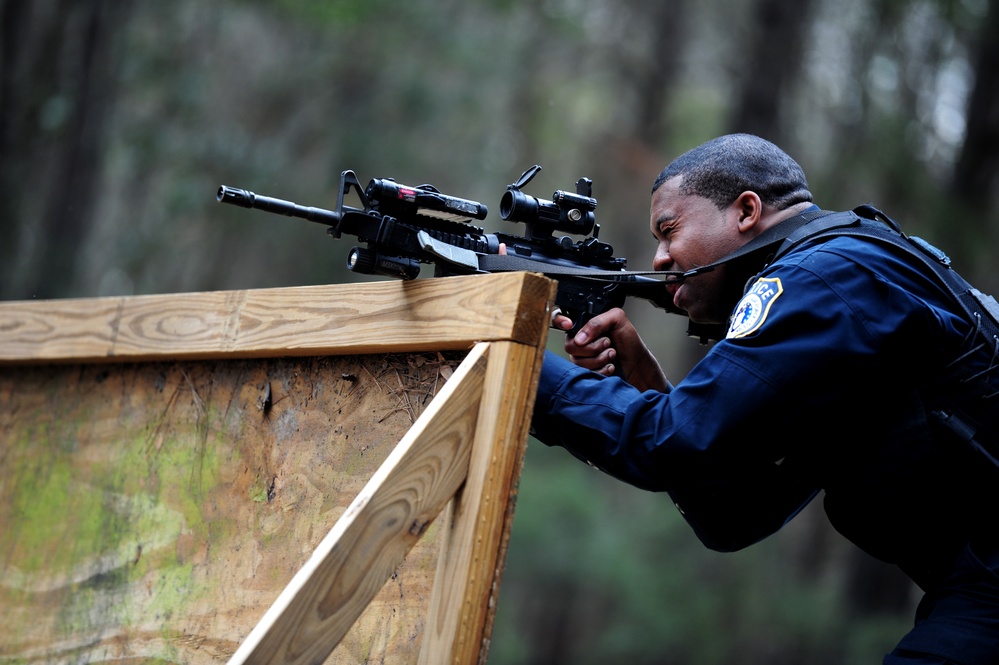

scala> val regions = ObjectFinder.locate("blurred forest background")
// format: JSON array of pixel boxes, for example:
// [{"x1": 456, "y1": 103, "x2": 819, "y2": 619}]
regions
[{"x1": 3, "y1": 0, "x2": 998, "y2": 662}]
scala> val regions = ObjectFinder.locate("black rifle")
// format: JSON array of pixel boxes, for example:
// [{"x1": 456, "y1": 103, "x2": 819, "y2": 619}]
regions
[{"x1": 217, "y1": 165, "x2": 696, "y2": 338}]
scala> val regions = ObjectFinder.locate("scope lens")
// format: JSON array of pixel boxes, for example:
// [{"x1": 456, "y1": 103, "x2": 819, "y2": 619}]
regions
[{"x1": 500, "y1": 190, "x2": 538, "y2": 221}]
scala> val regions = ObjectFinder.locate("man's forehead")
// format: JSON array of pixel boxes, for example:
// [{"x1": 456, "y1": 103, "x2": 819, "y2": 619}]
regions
[{"x1": 650, "y1": 177, "x2": 685, "y2": 217}]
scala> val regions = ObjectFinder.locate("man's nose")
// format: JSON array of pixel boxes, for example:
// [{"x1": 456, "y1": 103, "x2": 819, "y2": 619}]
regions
[{"x1": 653, "y1": 245, "x2": 672, "y2": 271}]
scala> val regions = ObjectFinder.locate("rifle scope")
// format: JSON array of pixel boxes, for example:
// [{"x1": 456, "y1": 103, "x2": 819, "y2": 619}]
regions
[{"x1": 499, "y1": 165, "x2": 597, "y2": 237}]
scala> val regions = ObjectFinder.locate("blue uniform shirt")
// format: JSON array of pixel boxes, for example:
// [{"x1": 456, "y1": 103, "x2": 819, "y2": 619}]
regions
[
  {"x1": 532, "y1": 218, "x2": 999, "y2": 660},
  {"x1": 532, "y1": 222, "x2": 997, "y2": 585}
]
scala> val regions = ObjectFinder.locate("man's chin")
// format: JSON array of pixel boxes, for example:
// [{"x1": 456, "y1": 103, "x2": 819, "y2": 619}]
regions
[
  {"x1": 684, "y1": 305, "x2": 728, "y2": 326},
  {"x1": 688, "y1": 314, "x2": 725, "y2": 326}
]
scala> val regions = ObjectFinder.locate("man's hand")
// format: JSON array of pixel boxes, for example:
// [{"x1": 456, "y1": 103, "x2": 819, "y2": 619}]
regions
[
  {"x1": 499, "y1": 242, "x2": 667, "y2": 391},
  {"x1": 563, "y1": 308, "x2": 668, "y2": 392}
]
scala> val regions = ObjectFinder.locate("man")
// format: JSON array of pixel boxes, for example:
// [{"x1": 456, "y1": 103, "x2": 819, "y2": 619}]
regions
[{"x1": 530, "y1": 134, "x2": 999, "y2": 663}]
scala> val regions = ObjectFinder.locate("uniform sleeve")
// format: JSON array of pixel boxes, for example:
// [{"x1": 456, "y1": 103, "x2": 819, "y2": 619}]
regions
[
  {"x1": 531, "y1": 351, "x2": 819, "y2": 551},
  {"x1": 529, "y1": 238, "x2": 957, "y2": 551}
]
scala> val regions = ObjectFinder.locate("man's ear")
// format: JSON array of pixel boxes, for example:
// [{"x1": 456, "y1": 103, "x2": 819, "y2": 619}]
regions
[{"x1": 734, "y1": 191, "x2": 763, "y2": 233}]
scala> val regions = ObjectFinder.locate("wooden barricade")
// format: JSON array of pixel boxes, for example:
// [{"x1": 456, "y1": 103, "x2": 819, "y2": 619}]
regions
[{"x1": 0, "y1": 272, "x2": 555, "y2": 664}]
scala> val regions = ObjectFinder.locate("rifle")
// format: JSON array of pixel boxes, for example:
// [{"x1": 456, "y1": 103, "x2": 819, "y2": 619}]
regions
[{"x1": 217, "y1": 165, "x2": 699, "y2": 338}]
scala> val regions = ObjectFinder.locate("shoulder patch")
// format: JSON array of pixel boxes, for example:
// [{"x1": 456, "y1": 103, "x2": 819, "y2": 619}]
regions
[{"x1": 726, "y1": 277, "x2": 783, "y2": 339}]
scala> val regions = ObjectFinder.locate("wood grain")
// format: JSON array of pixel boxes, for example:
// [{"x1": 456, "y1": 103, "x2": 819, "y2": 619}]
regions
[
  {"x1": 228, "y1": 344, "x2": 491, "y2": 665},
  {"x1": 0, "y1": 272, "x2": 555, "y2": 664},
  {"x1": 419, "y1": 292, "x2": 550, "y2": 664},
  {"x1": 0, "y1": 273, "x2": 554, "y2": 364},
  {"x1": 0, "y1": 352, "x2": 465, "y2": 664}
]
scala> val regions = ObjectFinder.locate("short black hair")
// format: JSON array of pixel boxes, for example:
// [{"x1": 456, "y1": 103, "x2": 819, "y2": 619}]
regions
[{"x1": 652, "y1": 134, "x2": 813, "y2": 210}]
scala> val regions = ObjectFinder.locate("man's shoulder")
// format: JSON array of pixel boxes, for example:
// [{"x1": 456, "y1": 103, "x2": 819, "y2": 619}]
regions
[
  {"x1": 755, "y1": 223, "x2": 959, "y2": 326},
  {"x1": 769, "y1": 226, "x2": 912, "y2": 275}
]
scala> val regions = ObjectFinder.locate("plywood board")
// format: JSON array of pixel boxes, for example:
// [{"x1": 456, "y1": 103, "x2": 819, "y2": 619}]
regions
[
  {"x1": 0, "y1": 273, "x2": 556, "y2": 664},
  {"x1": 229, "y1": 344, "x2": 493, "y2": 665},
  {"x1": 0, "y1": 351, "x2": 466, "y2": 663}
]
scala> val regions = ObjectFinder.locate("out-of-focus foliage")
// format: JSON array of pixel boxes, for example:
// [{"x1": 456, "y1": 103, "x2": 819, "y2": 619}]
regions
[{"x1": 2, "y1": 0, "x2": 997, "y2": 662}]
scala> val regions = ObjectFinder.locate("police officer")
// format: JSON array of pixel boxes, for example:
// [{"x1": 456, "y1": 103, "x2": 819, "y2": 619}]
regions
[{"x1": 531, "y1": 134, "x2": 999, "y2": 664}]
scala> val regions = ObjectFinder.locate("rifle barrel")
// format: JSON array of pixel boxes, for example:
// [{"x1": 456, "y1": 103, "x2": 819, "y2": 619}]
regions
[{"x1": 217, "y1": 186, "x2": 341, "y2": 227}]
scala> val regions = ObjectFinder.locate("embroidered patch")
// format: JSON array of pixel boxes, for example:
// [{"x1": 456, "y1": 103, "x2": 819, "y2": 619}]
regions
[{"x1": 727, "y1": 277, "x2": 783, "y2": 339}]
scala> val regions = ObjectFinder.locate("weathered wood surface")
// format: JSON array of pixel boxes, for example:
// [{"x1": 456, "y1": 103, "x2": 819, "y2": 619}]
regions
[
  {"x1": 0, "y1": 351, "x2": 464, "y2": 664},
  {"x1": 230, "y1": 336, "x2": 549, "y2": 665},
  {"x1": 0, "y1": 273, "x2": 556, "y2": 664},
  {"x1": 0, "y1": 272, "x2": 554, "y2": 364},
  {"x1": 229, "y1": 343, "x2": 491, "y2": 665},
  {"x1": 420, "y1": 335, "x2": 550, "y2": 662}
]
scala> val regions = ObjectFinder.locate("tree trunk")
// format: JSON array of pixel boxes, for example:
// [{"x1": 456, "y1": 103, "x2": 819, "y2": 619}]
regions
[
  {"x1": 0, "y1": 0, "x2": 129, "y2": 300},
  {"x1": 952, "y1": 0, "x2": 999, "y2": 208},
  {"x1": 727, "y1": 0, "x2": 815, "y2": 144}
]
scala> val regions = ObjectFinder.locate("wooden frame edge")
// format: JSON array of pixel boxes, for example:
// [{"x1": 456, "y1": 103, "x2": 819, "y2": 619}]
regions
[{"x1": 0, "y1": 273, "x2": 554, "y2": 365}]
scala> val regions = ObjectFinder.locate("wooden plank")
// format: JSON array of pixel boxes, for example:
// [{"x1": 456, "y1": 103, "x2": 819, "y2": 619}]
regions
[
  {"x1": 419, "y1": 319, "x2": 549, "y2": 661},
  {"x1": 227, "y1": 343, "x2": 492, "y2": 665},
  {"x1": 0, "y1": 273, "x2": 554, "y2": 364},
  {"x1": 0, "y1": 351, "x2": 466, "y2": 664}
]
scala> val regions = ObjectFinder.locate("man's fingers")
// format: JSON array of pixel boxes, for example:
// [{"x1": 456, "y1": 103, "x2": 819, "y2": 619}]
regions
[
  {"x1": 566, "y1": 332, "x2": 613, "y2": 355},
  {"x1": 571, "y1": 309, "x2": 626, "y2": 345}
]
